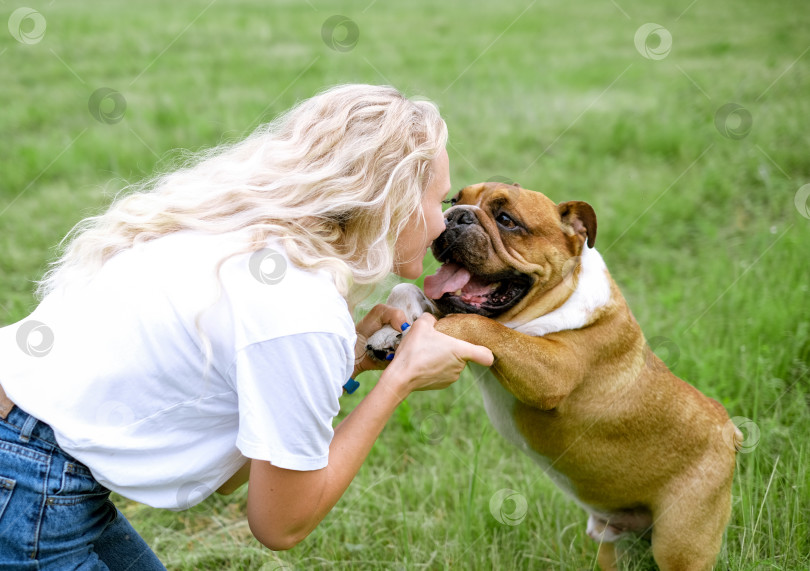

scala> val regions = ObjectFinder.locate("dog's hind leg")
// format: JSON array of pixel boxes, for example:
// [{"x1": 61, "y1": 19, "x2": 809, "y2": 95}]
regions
[
  {"x1": 588, "y1": 514, "x2": 622, "y2": 571},
  {"x1": 649, "y1": 474, "x2": 732, "y2": 571},
  {"x1": 596, "y1": 541, "x2": 619, "y2": 571}
]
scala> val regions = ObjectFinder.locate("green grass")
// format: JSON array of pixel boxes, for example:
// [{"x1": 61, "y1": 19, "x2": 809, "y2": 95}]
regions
[{"x1": 2, "y1": 0, "x2": 809, "y2": 568}]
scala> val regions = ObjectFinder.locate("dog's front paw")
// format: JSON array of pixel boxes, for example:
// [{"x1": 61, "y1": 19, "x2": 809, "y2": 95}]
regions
[
  {"x1": 364, "y1": 283, "x2": 438, "y2": 362},
  {"x1": 365, "y1": 325, "x2": 402, "y2": 362}
]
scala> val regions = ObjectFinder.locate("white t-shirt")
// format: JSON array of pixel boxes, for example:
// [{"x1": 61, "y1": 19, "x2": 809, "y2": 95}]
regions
[{"x1": 0, "y1": 231, "x2": 357, "y2": 509}]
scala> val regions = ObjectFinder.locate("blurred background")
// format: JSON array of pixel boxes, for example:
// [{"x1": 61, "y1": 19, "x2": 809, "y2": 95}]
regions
[{"x1": 1, "y1": 0, "x2": 808, "y2": 568}]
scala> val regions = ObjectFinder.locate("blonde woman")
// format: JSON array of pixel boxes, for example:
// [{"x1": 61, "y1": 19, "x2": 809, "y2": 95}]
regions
[{"x1": 0, "y1": 84, "x2": 493, "y2": 568}]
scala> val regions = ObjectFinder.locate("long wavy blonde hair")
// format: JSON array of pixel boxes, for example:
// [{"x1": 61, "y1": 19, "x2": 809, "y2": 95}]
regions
[{"x1": 37, "y1": 84, "x2": 448, "y2": 305}]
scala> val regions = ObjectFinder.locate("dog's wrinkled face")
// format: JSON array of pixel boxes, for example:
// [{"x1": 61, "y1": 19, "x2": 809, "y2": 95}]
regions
[{"x1": 424, "y1": 182, "x2": 597, "y2": 320}]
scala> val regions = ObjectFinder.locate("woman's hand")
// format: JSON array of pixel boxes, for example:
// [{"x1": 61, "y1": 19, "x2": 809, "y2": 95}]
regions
[
  {"x1": 352, "y1": 303, "x2": 409, "y2": 378},
  {"x1": 381, "y1": 313, "x2": 494, "y2": 395}
]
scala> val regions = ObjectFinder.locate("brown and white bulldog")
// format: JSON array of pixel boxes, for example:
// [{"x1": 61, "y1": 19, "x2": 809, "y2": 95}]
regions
[{"x1": 367, "y1": 182, "x2": 742, "y2": 571}]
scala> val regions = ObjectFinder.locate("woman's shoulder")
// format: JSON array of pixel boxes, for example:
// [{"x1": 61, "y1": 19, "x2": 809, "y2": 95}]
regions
[
  {"x1": 137, "y1": 231, "x2": 340, "y2": 298},
  {"x1": 107, "y1": 230, "x2": 354, "y2": 346},
  {"x1": 215, "y1": 235, "x2": 355, "y2": 345}
]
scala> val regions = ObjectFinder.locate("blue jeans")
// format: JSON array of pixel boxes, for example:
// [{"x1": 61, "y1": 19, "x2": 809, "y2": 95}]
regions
[{"x1": 0, "y1": 404, "x2": 166, "y2": 570}]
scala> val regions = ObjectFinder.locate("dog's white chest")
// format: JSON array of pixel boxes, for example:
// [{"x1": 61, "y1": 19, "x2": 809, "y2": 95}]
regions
[{"x1": 470, "y1": 364, "x2": 579, "y2": 501}]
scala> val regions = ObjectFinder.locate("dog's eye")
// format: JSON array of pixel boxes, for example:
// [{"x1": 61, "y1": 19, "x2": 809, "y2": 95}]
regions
[{"x1": 496, "y1": 212, "x2": 518, "y2": 229}]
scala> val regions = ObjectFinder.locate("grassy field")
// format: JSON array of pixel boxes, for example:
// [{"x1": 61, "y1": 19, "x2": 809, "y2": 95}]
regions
[{"x1": 2, "y1": 0, "x2": 809, "y2": 569}]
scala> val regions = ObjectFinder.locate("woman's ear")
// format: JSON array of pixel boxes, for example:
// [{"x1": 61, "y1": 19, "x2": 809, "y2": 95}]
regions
[{"x1": 558, "y1": 201, "x2": 597, "y2": 248}]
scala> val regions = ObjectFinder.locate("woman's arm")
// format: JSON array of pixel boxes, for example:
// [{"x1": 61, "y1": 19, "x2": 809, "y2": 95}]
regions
[
  {"x1": 216, "y1": 303, "x2": 416, "y2": 498},
  {"x1": 216, "y1": 459, "x2": 252, "y2": 495},
  {"x1": 245, "y1": 370, "x2": 408, "y2": 550},
  {"x1": 245, "y1": 313, "x2": 493, "y2": 550}
]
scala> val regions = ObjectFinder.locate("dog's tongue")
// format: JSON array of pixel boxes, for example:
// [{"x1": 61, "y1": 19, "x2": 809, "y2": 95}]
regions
[{"x1": 424, "y1": 263, "x2": 472, "y2": 299}]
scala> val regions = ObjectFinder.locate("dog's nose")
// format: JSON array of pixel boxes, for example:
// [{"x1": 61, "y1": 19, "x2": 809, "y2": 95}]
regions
[{"x1": 446, "y1": 207, "x2": 476, "y2": 226}]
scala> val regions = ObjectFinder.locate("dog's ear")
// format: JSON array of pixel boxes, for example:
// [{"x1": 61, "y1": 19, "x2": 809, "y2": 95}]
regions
[{"x1": 558, "y1": 201, "x2": 597, "y2": 248}]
